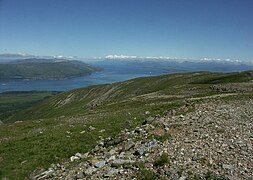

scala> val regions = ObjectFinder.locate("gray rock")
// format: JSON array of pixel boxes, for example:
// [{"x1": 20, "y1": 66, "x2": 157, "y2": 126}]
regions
[
  {"x1": 134, "y1": 140, "x2": 157, "y2": 155},
  {"x1": 70, "y1": 156, "x2": 79, "y2": 162},
  {"x1": 179, "y1": 176, "x2": 187, "y2": 180},
  {"x1": 84, "y1": 167, "x2": 97, "y2": 176},
  {"x1": 222, "y1": 164, "x2": 233, "y2": 170},
  {"x1": 111, "y1": 159, "x2": 135, "y2": 167},
  {"x1": 104, "y1": 169, "x2": 119, "y2": 177},
  {"x1": 94, "y1": 160, "x2": 106, "y2": 168},
  {"x1": 33, "y1": 168, "x2": 54, "y2": 180},
  {"x1": 142, "y1": 117, "x2": 155, "y2": 125},
  {"x1": 123, "y1": 140, "x2": 135, "y2": 151},
  {"x1": 89, "y1": 126, "x2": 96, "y2": 131},
  {"x1": 76, "y1": 171, "x2": 84, "y2": 179},
  {"x1": 75, "y1": 153, "x2": 82, "y2": 158},
  {"x1": 105, "y1": 136, "x2": 125, "y2": 147}
]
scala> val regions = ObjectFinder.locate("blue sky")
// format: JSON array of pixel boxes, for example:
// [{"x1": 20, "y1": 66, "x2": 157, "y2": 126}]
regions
[{"x1": 0, "y1": 0, "x2": 252, "y2": 60}]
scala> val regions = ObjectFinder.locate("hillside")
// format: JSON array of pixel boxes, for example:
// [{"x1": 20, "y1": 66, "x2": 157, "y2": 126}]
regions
[
  {"x1": 0, "y1": 91, "x2": 59, "y2": 123},
  {"x1": 0, "y1": 59, "x2": 101, "y2": 80},
  {"x1": 0, "y1": 71, "x2": 253, "y2": 179}
]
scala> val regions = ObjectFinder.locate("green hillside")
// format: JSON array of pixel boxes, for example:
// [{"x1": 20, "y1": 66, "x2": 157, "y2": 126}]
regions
[
  {"x1": 0, "y1": 91, "x2": 59, "y2": 123},
  {"x1": 0, "y1": 59, "x2": 100, "y2": 80},
  {"x1": 0, "y1": 71, "x2": 253, "y2": 179}
]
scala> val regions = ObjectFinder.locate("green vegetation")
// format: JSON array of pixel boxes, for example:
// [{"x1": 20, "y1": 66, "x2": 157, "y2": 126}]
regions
[
  {"x1": 0, "y1": 91, "x2": 59, "y2": 123},
  {"x1": 0, "y1": 71, "x2": 252, "y2": 179},
  {"x1": 191, "y1": 70, "x2": 253, "y2": 84},
  {"x1": 0, "y1": 59, "x2": 101, "y2": 80},
  {"x1": 137, "y1": 169, "x2": 157, "y2": 180},
  {"x1": 154, "y1": 152, "x2": 169, "y2": 167}
]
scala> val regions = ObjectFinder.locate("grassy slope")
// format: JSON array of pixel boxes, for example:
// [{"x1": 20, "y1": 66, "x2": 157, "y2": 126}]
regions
[
  {"x1": 0, "y1": 61, "x2": 100, "y2": 80},
  {"x1": 0, "y1": 91, "x2": 59, "y2": 123},
  {"x1": 0, "y1": 71, "x2": 253, "y2": 179}
]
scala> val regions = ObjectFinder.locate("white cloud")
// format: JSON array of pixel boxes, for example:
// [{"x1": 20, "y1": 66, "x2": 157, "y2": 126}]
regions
[
  {"x1": 105, "y1": 54, "x2": 175, "y2": 60},
  {"x1": 105, "y1": 54, "x2": 137, "y2": 59}
]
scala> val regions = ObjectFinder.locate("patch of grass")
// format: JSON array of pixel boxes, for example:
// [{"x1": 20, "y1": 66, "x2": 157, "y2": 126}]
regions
[
  {"x1": 154, "y1": 152, "x2": 169, "y2": 167},
  {"x1": 205, "y1": 171, "x2": 226, "y2": 180},
  {"x1": 137, "y1": 169, "x2": 157, "y2": 180},
  {"x1": 0, "y1": 91, "x2": 59, "y2": 123},
  {"x1": 191, "y1": 71, "x2": 253, "y2": 84},
  {"x1": 152, "y1": 133, "x2": 172, "y2": 142}
]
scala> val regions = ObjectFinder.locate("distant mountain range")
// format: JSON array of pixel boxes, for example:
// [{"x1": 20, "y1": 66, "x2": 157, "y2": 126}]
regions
[
  {"x1": 0, "y1": 53, "x2": 77, "y2": 62},
  {"x1": 0, "y1": 58, "x2": 101, "y2": 80}
]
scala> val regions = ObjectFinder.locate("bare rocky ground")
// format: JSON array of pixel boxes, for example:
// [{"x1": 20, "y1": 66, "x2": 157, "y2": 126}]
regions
[{"x1": 31, "y1": 97, "x2": 253, "y2": 180}]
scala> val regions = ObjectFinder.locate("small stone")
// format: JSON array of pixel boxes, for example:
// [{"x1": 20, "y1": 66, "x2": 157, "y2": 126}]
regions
[
  {"x1": 104, "y1": 169, "x2": 119, "y2": 177},
  {"x1": 94, "y1": 161, "x2": 106, "y2": 168},
  {"x1": 89, "y1": 126, "x2": 96, "y2": 131},
  {"x1": 75, "y1": 153, "x2": 82, "y2": 158},
  {"x1": 99, "y1": 129, "x2": 106, "y2": 133},
  {"x1": 76, "y1": 171, "x2": 84, "y2": 179},
  {"x1": 84, "y1": 167, "x2": 97, "y2": 176},
  {"x1": 179, "y1": 115, "x2": 184, "y2": 118},
  {"x1": 70, "y1": 156, "x2": 79, "y2": 162},
  {"x1": 179, "y1": 176, "x2": 187, "y2": 180},
  {"x1": 89, "y1": 159, "x2": 98, "y2": 166},
  {"x1": 108, "y1": 155, "x2": 116, "y2": 161},
  {"x1": 142, "y1": 117, "x2": 155, "y2": 125},
  {"x1": 134, "y1": 140, "x2": 157, "y2": 155},
  {"x1": 222, "y1": 164, "x2": 233, "y2": 170},
  {"x1": 145, "y1": 111, "x2": 150, "y2": 115},
  {"x1": 122, "y1": 140, "x2": 135, "y2": 151},
  {"x1": 111, "y1": 159, "x2": 135, "y2": 167}
]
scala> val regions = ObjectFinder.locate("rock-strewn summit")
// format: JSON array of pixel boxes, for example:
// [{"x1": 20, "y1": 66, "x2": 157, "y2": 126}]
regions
[{"x1": 31, "y1": 97, "x2": 253, "y2": 179}]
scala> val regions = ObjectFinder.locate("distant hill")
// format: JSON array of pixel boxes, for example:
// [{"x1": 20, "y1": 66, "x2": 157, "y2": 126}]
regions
[{"x1": 0, "y1": 59, "x2": 102, "y2": 80}]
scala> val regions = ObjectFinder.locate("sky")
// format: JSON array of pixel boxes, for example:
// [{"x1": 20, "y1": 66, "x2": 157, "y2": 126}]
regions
[{"x1": 0, "y1": 0, "x2": 253, "y2": 60}]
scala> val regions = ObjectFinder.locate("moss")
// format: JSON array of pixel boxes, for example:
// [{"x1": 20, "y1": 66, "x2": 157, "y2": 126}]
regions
[{"x1": 154, "y1": 152, "x2": 169, "y2": 167}]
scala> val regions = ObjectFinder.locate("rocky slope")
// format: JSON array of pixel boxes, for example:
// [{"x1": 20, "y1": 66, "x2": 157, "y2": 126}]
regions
[{"x1": 31, "y1": 97, "x2": 253, "y2": 179}]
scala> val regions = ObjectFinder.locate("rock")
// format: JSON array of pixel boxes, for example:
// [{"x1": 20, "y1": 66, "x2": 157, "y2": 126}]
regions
[
  {"x1": 111, "y1": 159, "x2": 135, "y2": 167},
  {"x1": 164, "y1": 168, "x2": 179, "y2": 179},
  {"x1": 122, "y1": 140, "x2": 135, "y2": 151},
  {"x1": 70, "y1": 156, "x2": 79, "y2": 162},
  {"x1": 84, "y1": 167, "x2": 97, "y2": 176},
  {"x1": 107, "y1": 155, "x2": 116, "y2": 161},
  {"x1": 142, "y1": 117, "x2": 155, "y2": 125},
  {"x1": 99, "y1": 129, "x2": 105, "y2": 133},
  {"x1": 76, "y1": 171, "x2": 84, "y2": 179},
  {"x1": 134, "y1": 127, "x2": 143, "y2": 134},
  {"x1": 104, "y1": 169, "x2": 119, "y2": 177},
  {"x1": 89, "y1": 159, "x2": 98, "y2": 166},
  {"x1": 179, "y1": 176, "x2": 187, "y2": 180},
  {"x1": 247, "y1": 143, "x2": 252, "y2": 150},
  {"x1": 105, "y1": 136, "x2": 125, "y2": 147},
  {"x1": 134, "y1": 140, "x2": 157, "y2": 155},
  {"x1": 75, "y1": 153, "x2": 82, "y2": 158},
  {"x1": 89, "y1": 126, "x2": 96, "y2": 131},
  {"x1": 33, "y1": 99, "x2": 253, "y2": 179},
  {"x1": 32, "y1": 168, "x2": 54, "y2": 180},
  {"x1": 222, "y1": 164, "x2": 233, "y2": 170},
  {"x1": 179, "y1": 114, "x2": 184, "y2": 118},
  {"x1": 94, "y1": 160, "x2": 106, "y2": 168},
  {"x1": 145, "y1": 111, "x2": 150, "y2": 115}
]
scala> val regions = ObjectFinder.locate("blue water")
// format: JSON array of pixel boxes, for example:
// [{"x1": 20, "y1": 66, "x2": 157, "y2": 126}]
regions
[
  {"x1": 0, "y1": 62, "x2": 164, "y2": 92},
  {"x1": 1, "y1": 60, "x2": 253, "y2": 92}
]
